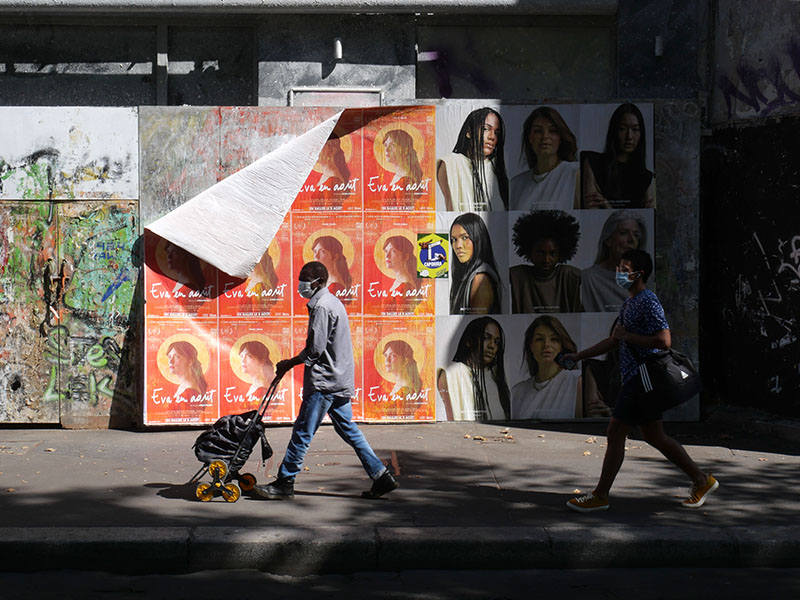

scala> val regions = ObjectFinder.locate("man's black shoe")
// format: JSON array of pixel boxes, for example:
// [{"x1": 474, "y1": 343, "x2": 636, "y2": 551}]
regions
[
  {"x1": 361, "y1": 471, "x2": 398, "y2": 499},
  {"x1": 253, "y1": 478, "x2": 295, "y2": 500}
]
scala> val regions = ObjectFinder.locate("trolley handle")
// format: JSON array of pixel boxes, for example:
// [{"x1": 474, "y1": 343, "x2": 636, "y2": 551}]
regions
[{"x1": 256, "y1": 373, "x2": 284, "y2": 420}]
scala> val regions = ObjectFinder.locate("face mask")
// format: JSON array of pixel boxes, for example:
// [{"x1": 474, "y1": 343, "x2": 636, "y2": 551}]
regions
[
  {"x1": 297, "y1": 278, "x2": 320, "y2": 299},
  {"x1": 615, "y1": 271, "x2": 637, "y2": 290}
]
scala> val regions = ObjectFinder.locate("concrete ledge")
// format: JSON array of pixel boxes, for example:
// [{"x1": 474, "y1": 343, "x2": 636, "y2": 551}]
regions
[
  {"x1": 0, "y1": 0, "x2": 618, "y2": 16},
  {"x1": 3, "y1": 525, "x2": 800, "y2": 573}
]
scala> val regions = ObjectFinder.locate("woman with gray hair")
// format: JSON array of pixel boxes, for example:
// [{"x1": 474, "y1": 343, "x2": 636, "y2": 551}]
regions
[{"x1": 581, "y1": 209, "x2": 648, "y2": 312}]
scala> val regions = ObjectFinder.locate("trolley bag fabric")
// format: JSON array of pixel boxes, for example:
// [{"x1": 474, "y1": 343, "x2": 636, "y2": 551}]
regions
[
  {"x1": 635, "y1": 349, "x2": 700, "y2": 412},
  {"x1": 193, "y1": 410, "x2": 273, "y2": 473}
]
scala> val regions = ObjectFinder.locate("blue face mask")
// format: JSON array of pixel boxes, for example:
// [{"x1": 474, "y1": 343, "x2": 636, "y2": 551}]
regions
[
  {"x1": 615, "y1": 271, "x2": 637, "y2": 289},
  {"x1": 297, "y1": 278, "x2": 320, "y2": 299}
]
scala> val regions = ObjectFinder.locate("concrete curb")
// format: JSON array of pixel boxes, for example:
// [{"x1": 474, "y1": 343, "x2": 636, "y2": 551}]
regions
[{"x1": 4, "y1": 525, "x2": 800, "y2": 573}]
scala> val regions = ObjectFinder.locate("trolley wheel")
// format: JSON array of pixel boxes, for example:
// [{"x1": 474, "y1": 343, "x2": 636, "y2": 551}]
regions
[
  {"x1": 195, "y1": 482, "x2": 214, "y2": 502},
  {"x1": 222, "y1": 482, "x2": 241, "y2": 503},
  {"x1": 238, "y1": 473, "x2": 257, "y2": 491},
  {"x1": 208, "y1": 460, "x2": 228, "y2": 479}
]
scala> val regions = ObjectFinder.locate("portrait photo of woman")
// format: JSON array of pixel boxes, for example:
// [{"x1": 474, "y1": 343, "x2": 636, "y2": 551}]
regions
[
  {"x1": 581, "y1": 209, "x2": 649, "y2": 312},
  {"x1": 163, "y1": 240, "x2": 207, "y2": 291},
  {"x1": 509, "y1": 210, "x2": 582, "y2": 313},
  {"x1": 383, "y1": 235, "x2": 420, "y2": 296},
  {"x1": 437, "y1": 107, "x2": 509, "y2": 211},
  {"x1": 382, "y1": 339, "x2": 423, "y2": 402},
  {"x1": 382, "y1": 128, "x2": 423, "y2": 192},
  {"x1": 167, "y1": 340, "x2": 208, "y2": 404},
  {"x1": 437, "y1": 316, "x2": 510, "y2": 421},
  {"x1": 449, "y1": 212, "x2": 503, "y2": 315},
  {"x1": 312, "y1": 235, "x2": 353, "y2": 296},
  {"x1": 315, "y1": 134, "x2": 351, "y2": 191},
  {"x1": 510, "y1": 106, "x2": 580, "y2": 211},
  {"x1": 581, "y1": 103, "x2": 656, "y2": 209},
  {"x1": 511, "y1": 315, "x2": 582, "y2": 420},
  {"x1": 237, "y1": 340, "x2": 275, "y2": 402}
]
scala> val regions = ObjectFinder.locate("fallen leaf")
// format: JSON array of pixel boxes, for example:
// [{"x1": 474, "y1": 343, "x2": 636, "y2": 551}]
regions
[
  {"x1": 505, "y1": 435, "x2": 515, "y2": 440},
  {"x1": 585, "y1": 437, "x2": 597, "y2": 444},
  {"x1": 500, "y1": 428, "x2": 510, "y2": 433},
  {"x1": 474, "y1": 435, "x2": 486, "y2": 441},
  {"x1": 758, "y1": 458, "x2": 769, "y2": 462},
  {"x1": 416, "y1": 436, "x2": 423, "y2": 439},
  {"x1": 630, "y1": 445, "x2": 642, "y2": 449},
  {"x1": 538, "y1": 434, "x2": 545, "y2": 438},
  {"x1": 304, "y1": 466, "x2": 310, "y2": 471},
  {"x1": 44, "y1": 448, "x2": 56, "y2": 453},
  {"x1": 573, "y1": 488, "x2": 582, "y2": 494},
  {"x1": 464, "y1": 434, "x2": 472, "y2": 439},
  {"x1": 583, "y1": 451, "x2": 592, "y2": 456},
  {"x1": 6, "y1": 488, "x2": 15, "y2": 493}
]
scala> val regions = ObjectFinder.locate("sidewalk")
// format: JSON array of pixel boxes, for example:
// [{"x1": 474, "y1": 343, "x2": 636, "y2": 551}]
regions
[{"x1": 1, "y1": 416, "x2": 799, "y2": 574}]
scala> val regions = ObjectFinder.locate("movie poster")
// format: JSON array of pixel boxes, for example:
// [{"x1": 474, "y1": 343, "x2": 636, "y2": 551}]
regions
[
  {"x1": 289, "y1": 316, "x2": 364, "y2": 418},
  {"x1": 218, "y1": 218, "x2": 292, "y2": 317},
  {"x1": 145, "y1": 317, "x2": 219, "y2": 425},
  {"x1": 218, "y1": 318, "x2": 294, "y2": 422},
  {"x1": 363, "y1": 317, "x2": 435, "y2": 421},
  {"x1": 363, "y1": 211, "x2": 435, "y2": 316},
  {"x1": 292, "y1": 111, "x2": 364, "y2": 212},
  {"x1": 143, "y1": 231, "x2": 219, "y2": 318},
  {"x1": 362, "y1": 106, "x2": 435, "y2": 211},
  {"x1": 292, "y1": 211, "x2": 363, "y2": 315}
]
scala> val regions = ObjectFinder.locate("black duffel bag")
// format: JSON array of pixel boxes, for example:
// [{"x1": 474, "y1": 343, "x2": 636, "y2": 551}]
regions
[{"x1": 635, "y1": 348, "x2": 700, "y2": 412}]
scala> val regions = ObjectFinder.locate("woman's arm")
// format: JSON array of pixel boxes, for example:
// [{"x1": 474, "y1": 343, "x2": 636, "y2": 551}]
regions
[
  {"x1": 563, "y1": 335, "x2": 619, "y2": 363},
  {"x1": 436, "y1": 160, "x2": 453, "y2": 211},
  {"x1": 468, "y1": 273, "x2": 495, "y2": 314},
  {"x1": 582, "y1": 159, "x2": 610, "y2": 209},
  {"x1": 437, "y1": 369, "x2": 454, "y2": 421}
]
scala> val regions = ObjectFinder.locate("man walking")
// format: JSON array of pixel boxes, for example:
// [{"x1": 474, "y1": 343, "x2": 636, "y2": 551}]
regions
[
  {"x1": 565, "y1": 249, "x2": 717, "y2": 512},
  {"x1": 254, "y1": 261, "x2": 398, "y2": 500}
]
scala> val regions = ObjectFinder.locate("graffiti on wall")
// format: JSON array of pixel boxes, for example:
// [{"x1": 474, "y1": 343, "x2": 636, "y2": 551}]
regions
[
  {"x1": 0, "y1": 107, "x2": 139, "y2": 200},
  {"x1": 0, "y1": 106, "x2": 140, "y2": 426},
  {"x1": 716, "y1": 37, "x2": 800, "y2": 121}
]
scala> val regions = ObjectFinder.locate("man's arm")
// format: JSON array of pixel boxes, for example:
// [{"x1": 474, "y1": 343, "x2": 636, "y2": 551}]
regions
[{"x1": 276, "y1": 305, "x2": 332, "y2": 377}]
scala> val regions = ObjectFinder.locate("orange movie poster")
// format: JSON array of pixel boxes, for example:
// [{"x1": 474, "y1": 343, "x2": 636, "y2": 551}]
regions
[
  {"x1": 362, "y1": 106, "x2": 435, "y2": 211},
  {"x1": 362, "y1": 317, "x2": 435, "y2": 421},
  {"x1": 143, "y1": 231, "x2": 219, "y2": 318},
  {"x1": 292, "y1": 111, "x2": 364, "y2": 212},
  {"x1": 363, "y1": 211, "x2": 435, "y2": 316},
  {"x1": 218, "y1": 318, "x2": 294, "y2": 422},
  {"x1": 292, "y1": 211, "x2": 363, "y2": 315},
  {"x1": 145, "y1": 318, "x2": 219, "y2": 425},
  {"x1": 290, "y1": 315, "x2": 364, "y2": 418},
  {"x1": 218, "y1": 218, "x2": 292, "y2": 317}
]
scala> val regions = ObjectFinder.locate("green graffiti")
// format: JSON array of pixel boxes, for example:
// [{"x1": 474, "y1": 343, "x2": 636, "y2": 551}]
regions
[
  {"x1": 43, "y1": 325, "x2": 70, "y2": 363},
  {"x1": 44, "y1": 365, "x2": 63, "y2": 404},
  {"x1": 86, "y1": 343, "x2": 108, "y2": 368}
]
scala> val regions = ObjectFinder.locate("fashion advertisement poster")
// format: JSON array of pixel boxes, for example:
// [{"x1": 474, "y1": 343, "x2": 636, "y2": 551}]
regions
[{"x1": 142, "y1": 102, "x2": 662, "y2": 424}]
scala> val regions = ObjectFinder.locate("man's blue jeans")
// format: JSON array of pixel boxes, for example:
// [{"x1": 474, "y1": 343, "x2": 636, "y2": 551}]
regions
[{"x1": 277, "y1": 391, "x2": 386, "y2": 481}]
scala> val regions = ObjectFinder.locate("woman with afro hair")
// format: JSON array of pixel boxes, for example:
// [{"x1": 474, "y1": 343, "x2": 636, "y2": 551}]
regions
[{"x1": 510, "y1": 210, "x2": 582, "y2": 313}]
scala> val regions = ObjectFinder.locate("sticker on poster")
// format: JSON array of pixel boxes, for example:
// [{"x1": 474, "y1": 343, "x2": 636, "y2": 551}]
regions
[{"x1": 417, "y1": 233, "x2": 449, "y2": 279}]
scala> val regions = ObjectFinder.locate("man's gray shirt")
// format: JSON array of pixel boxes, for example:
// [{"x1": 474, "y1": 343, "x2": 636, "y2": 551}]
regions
[{"x1": 298, "y1": 286, "x2": 355, "y2": 398}]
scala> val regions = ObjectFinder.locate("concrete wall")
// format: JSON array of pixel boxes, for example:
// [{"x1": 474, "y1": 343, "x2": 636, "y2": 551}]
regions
[{"x1": 701, "y1": 1, "x2": 800, "y2": 417}]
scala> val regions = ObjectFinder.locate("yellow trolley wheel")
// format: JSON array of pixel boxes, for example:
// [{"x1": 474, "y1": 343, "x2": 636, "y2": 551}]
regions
[
  {"x1": 195, "y1": 482, "x2": 214, "y2": 502},
  {"x1": 222, "y1": 483, "x2": 241, "y2": 503},
  {"x1": 208, "y1": 460, "x2": 228, "y2": 479},
  {"x1": 239, "y1": 473, "x2": 257, "y2": 492}
]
